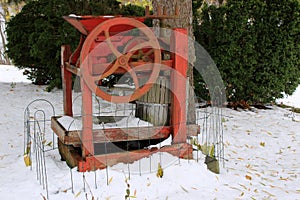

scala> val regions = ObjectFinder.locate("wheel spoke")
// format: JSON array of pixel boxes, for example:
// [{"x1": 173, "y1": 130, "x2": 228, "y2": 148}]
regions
[
  {"x1": 128, "y1": 41, "x2": 153, "y2": 53},
  {"x1": 81, "y1": 18, "x2": 161, "y2": 103},
  {"x1": 104, "y1": 30, "x2": 122, "y2": 58},
  {"x1": 128, "y1": 68, "x2": 140, "y2": 89},
  {"x1": 118, "y1": 64, "x2": 140, "y2": 89}
]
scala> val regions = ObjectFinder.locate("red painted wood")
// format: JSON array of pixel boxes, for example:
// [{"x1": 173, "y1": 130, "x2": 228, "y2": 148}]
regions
[
  {"x1": 77, "y1": 143, "x2": 193, "y2": 172},
  {"x1": 51, "y1": 116, "x2": 199, "y2": 145},
  {"x1": 57, "y1": 17, "x2": 193, "y2": 170},
  {"x1": 61, "y1": 45, "x2": 73, "y2": 116},
  {"x1": 69, "y1": 35, "x2": 85, "y2": 66},
  {"x1": 81, "y1": 74, "x2": 94, "y2": 158},
  {"x1": 170, "y1": 28, "x2": 188, "y2": 144},
  {"x1": 63, "y1": 15, "x2": 145, "y2": 35},
  {"x1": 79, "y1": 17, "x2": 161, "y2": 103}
]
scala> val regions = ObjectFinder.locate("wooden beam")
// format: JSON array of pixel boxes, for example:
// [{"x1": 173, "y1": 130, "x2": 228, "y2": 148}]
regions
[
  {"x1": 78, "y1": 143, "x2": 193, "y2": 172},
  {"x1": 170, "y1": 28, "x2": 188, "y2": 143},
  {"x1": 51, "y1": 116, "x2": 199, "y2": 146},
  {"x1": 61, "y1": 45, "x2": 73, "y2": 116}
]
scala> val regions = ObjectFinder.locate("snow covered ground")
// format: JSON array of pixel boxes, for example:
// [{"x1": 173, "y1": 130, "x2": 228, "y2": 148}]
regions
[{"x1": 0, "y1": 64, "x2": 300, "y2": 199}]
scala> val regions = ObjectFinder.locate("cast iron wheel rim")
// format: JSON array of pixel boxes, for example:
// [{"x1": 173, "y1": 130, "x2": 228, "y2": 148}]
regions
[{"x1": 80, "y1": 17, "x2": 161, "y2": 103}]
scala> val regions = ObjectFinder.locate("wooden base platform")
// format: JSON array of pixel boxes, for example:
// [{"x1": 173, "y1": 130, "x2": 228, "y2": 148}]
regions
[
  {"x1": 51, "y1": 116, "x2": 199, "y2": 146},
  {"x1": 58, "y1": 139, "x2": 193, "y2": 172},
  {"x1": 53, "y1": 116, "x2": 199, "y2": 172}
]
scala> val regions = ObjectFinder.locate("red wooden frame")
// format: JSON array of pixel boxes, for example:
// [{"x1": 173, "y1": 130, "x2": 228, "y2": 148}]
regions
[{"x1": 56, "y1": 15, "x2": 195, "y2": 172}]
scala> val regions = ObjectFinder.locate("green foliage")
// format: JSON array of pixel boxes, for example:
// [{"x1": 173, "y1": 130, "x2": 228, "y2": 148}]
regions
[
  {"x1": 6, "y1": 0, "x2": 146, "y2": 90},
  {"x1": 194, "y1": 0, "x2": 300, "y2": 104}
]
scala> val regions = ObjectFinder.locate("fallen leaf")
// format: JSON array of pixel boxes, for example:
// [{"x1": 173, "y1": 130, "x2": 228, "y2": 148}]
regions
[
  {"x1": 279, "y1": 177, "x2": 289, "y2": 181},
  {"x1": 239, "y1": 184, "x2": 247, "y2": 190},
  {"x1": 262, "y1": 190, "x2": 275, "y2": 197},
  {"x1": 74, "y1": 191, "x2": 81, "y2": 198},
  {"x1": 23, "y1": 154, "x2": 31, "y2": 167},
  {"x1": 229, "y1": 186, "x2": 242, "y2": 191},
  {"x1": 180, "y1": 185, "x2": 188, "y2": 193},
  {"x1": 108, "y1": 177, "x2": 113, "y2": 185},
  {"x1": 266, "y1": 131, "x2": 272, "y2": 136},
  {"x1": 46, "y1": 141, "x2": 53, "y2": 147},
  {"x1": 245, "y1": 175, "x2": 252, "y2": 180},
  {"x1": 260, "y1": 182, "x2": 266, "y2": 186},
  {"x1": 255, "y1": 173, "x2": 261, "y2": 177},
  {"x1": 260, "y1": 142, "x2": 265, "y2": 147}
]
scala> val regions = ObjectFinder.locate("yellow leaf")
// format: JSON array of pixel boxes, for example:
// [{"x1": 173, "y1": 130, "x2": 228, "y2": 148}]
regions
[
  {"x1": 156, "y1": 163, "x2": 163, "y2": 178},
  {"x1": 23, "y1": 154, "x2": 31, "y2": 167},
  {"x1": 108, "y1": 177, "x2": 113, "y2": 185},
  {"x1": 74, "y1": 191, "x2": 81, "y2": 198},
  {"x1": 245, "y1": 175, "x2": 252, "y2": 180},
  {"x1": 260, "y1": 142, "x2": 265, "y2": 147},
  {"x1": 240, "y1": 192, "x2": 244, "y2": 196},
  {"x1": 46, "y1": 141, "x2": 53, "y2": 147},
  {"x1": 279, "y1": 177, "x2": 289, "y2": 181}
]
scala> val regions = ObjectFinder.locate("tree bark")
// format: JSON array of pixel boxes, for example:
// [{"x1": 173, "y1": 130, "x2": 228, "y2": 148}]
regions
[{"x1": 152, "y1": 0, "x2": 196, "y2": 124}]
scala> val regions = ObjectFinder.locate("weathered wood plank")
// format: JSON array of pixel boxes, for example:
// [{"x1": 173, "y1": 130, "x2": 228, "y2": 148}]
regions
[
  {"x1": 61, "y1": 45, "x2": 73, "y2": 116},
  {"x1": 58, "y1": 139, "x2": 82, "y2": 169},
  {"x1": 52, "y1": 116, "x2": 199, "y2": 146},
  {"x1": 78, "y1": 143, "x2": 193, "y2": 172}
]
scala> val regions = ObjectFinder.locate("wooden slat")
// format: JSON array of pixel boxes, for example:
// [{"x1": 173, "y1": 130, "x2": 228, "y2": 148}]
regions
[
  {"x1": 51, "y1": 117, "x2": 66, "y2": 143},
  {"x1": 78, "y1": 143, "x2": 193, "y2": 172},
  {"x1": 51, "y1": 116, "x2": 199, "y2": 146},
  {"x1": 65, "y1": 63, "x2": 80, "y2": 76}
]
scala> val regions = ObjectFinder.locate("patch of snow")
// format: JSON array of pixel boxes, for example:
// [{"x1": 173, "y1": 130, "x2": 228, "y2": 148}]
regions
[
  {"x1": 57, "y1": 115, "x2": 152, "y2": 131},
  {"x1": 0, "y1": 65, "x2": 31, "y2": 83},
  {"x1": 1, "y1": 66, "x2": 300, "y2": 199},
  {"x1": 277, "y1": 86, "x2": 300, "y2": 108}
]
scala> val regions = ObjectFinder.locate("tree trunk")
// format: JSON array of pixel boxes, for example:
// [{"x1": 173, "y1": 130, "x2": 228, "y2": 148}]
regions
[
  {"x1": 152, "y1": 0, "x2": 196, "y2": 124},
  {"x1": 0, "y1": 24, "x2": 11, "y2": 65}
]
